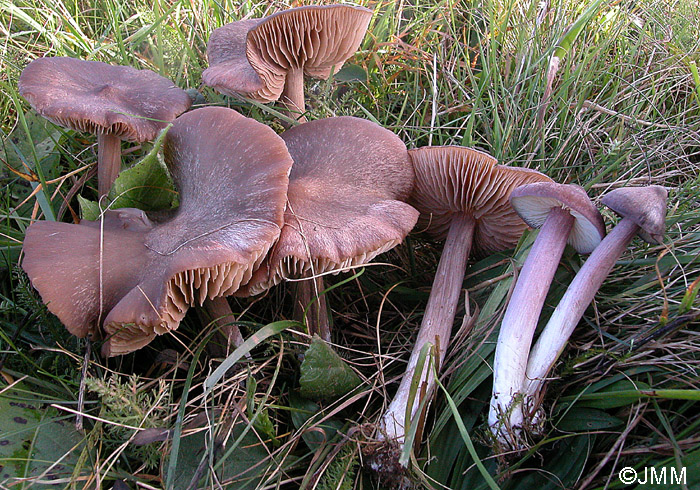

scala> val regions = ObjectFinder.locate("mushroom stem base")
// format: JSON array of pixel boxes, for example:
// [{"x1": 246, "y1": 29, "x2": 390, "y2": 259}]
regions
[
  {"x1": 489, "y1": 206, "x2": 574, "y2": 445},
  {"x1": 379, "y1": 212, "x2": 475, "y2": 445}
]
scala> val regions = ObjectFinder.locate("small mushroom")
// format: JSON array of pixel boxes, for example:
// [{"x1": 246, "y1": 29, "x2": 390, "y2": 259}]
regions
[
  {"x1": 237, "y1": 116, "x2": 418, "y2": 341},
  {"x1": 22, "y1": 107, "x2": 292, "y2": 356},
  {"x1": 18, "y1": 57, "x2": 191, "y2": 197},
  {"x1": 377, "y1": 146, "x2": 552, "y2": 454},
  {"x1": 203, "y1": 4, "x2": 372, "y2": 121},
  {"x1": 523, "y1": 185, "x2": 667, "y2": 404},
  {"x1": 489, "y1": 182, "x2": 605, "y2": 447}
]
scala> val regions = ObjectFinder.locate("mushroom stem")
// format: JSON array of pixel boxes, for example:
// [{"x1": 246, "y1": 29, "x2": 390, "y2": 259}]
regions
[
  {"x1": 489, "y1": 206, "x2": 574, "y2": 443},
  {"x1": 203, "y1": 296, "x2": 245, "y2": 352},
  {"x1": 97, "y1": 132, "x2": 122, "y2": 198},
  {"x1": 380, "y1": 212, "x2": 475, "y2": 443},
  {"x1": 294, "y1": 275, "x2": 330, "y2": 342},
  {"x1": 523, "y1": 216, "x2": 639, "y2": 399},
  {"x1": 280, "y1": 68, "x2": 306, "y2": 122}
]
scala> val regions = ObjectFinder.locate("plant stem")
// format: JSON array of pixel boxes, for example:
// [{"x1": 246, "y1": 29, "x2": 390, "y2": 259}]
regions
[
  {"x1": 381, "y1": 212, "x2": 475, "y2": 442},
  {"x1": 294, "y1": 275, "x2": 330, "y2": 342},
  {"x1": 524, "y1": 217, "x2": 639, "y2": 398},
  {"x1": 489, "y1": 206, "x2": 574, "y2": 442},
  {"x1": 203, "y1": 296, "x2": 245, "y2": 352},
  {"x1": 280, "y1": 68, "x2": 306, "y2": 122},
  {"x1": 97, "y1": 132, "x2": 122, "y2": 198}
]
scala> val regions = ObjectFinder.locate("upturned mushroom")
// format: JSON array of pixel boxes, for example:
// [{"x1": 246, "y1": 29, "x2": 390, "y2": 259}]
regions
[
  {"x1": 237, "y1": 116, "x2": 418, "y2": 341},
  {"x1": 203, "y1": 4, "x2": 372, "y2": 121},
  {"x1": 523, "y1": 186, "x2": 667, "y2": 405},
  {"x1": 18, "y1": 57, "x2": 191, "y2": 197},
  {"x1": 21, "y1": 107, "x2": 292, "y2": 356},
  {"x1": 489, "y1": 182, "x2": 605, "y2": 447},
  {"x1": 377, "y1": 146, "x2": 552, "y2": 454}
]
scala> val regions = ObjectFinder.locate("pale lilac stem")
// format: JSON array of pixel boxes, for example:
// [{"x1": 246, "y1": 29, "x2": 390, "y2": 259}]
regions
[
  {"x1": 524, "y1": 217, "x2": 639, "y2": 398},
  {"x1": 381, "y1": 212, "x2": 475, "y2": 442},
  {"x1": 489, "y1": 206, "x2": 574, "y2": 439}
]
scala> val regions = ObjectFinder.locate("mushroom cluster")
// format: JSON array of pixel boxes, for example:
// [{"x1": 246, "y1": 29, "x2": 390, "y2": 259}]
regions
[{"x1": 13, "y1": 3, "x2": 673, "y2": 485}]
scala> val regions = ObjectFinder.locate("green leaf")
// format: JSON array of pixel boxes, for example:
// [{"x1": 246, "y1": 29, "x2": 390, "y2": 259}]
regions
[
  {"x1": 77, "y1": 195, "x2": 100, "y2": 221},
  {"x1": 107, "y1": 127, "x2": 177, "y2": 211},
  {"x1": 299, "y1": 336, "x2": 361, "y2": 401},
  {"x1": 0, "y1": 110, "x2": 61, "y2": 176},
  {"x1": 289, "y1": 393, "x2": 343, "y2": 452},
  {"x1": 556, "y1": 407, "x2": 624, "y2": 431},
  {"x1": 164, "y1": 422, "x2": 269, "y2": 490},
  {"x1": 334, "y1": 64, "x2": 367, "y2": 83},
  {"x1": 0, "y1": 385, "x2": 87, "y2": 487}
]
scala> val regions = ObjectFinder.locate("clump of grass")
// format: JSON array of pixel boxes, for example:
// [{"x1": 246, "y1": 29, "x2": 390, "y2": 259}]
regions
[{"x1": 1, "y1": 0, "x2": 699, "y2": 488}]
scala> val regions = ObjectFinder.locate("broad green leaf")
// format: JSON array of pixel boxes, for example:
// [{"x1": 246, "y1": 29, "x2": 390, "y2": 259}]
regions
[
  {"x1": 299, "y1": 336, "x2": 361, "y2": 401},
  {"x1": 164, "y1": 423, "x2": 270, "y2": 490},
  {"x1": 0, "y1": 385, "x2": 87, "y2": 487},
  {"x1": 77, "y1": 195, "x2": 100, "y2": 221},
  {"x1": 289, "y1": 393, "x2": 343, "y2": 452},
  {"x1": 107, "y1": 128, "x2": 177, "y2": 211},
  {"x1": 334, "y1": 64, "x2": 367, "y2": 83},
  {"x1": 556, "y1": 407, "x2": 624, "y2": 431}
]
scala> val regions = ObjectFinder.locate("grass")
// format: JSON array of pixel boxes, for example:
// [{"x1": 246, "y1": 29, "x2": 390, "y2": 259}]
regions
[{"x1": 1, "y1": 0, "x2": 699, "y2": 488}]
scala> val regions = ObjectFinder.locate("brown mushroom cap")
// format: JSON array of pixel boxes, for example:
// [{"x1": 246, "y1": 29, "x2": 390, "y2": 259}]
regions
[
  {"x1": 601, "y1": 185, "x2": 668, "y2": 244},
  {"x1": 240, "y1": 116, "x2": 418, "y2": 296},
  {"x1": 18, "y1": 57, "x2": 191, "y2": 142},
  {"x1": 510, "y1": 182, "x2": 606, "y2": 254},
  {"x1": 409, "y1": 146, "x2": 553, "y2": 254},
  {"x1": 203, "y1": 5, "x2": 372, "y2": 102},
  {"x1": 21, "y1": 107, "x2": 292, "y2": 356}
]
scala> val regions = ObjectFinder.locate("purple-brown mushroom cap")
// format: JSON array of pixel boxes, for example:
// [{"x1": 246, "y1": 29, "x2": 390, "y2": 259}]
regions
[
  {"x1": 601, "y1": 185, "x2": 668, "y2": 245},
  {"x1": 22, "y1": 107, "x2": 292, "y2": 356},
  {"x1": 18, "y1": 57, "x2": 191, "y2": 142},
  {"x1": 239, "y1": 116, "x2": 418, "y2": 296},
  {"x1": 203, "y1": 5, "x2": 372, "y2": 102}
]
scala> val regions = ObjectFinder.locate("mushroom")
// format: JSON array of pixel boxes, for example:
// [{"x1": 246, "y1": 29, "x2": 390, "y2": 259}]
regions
[
  {"x1": 489, "y1": 182, "x2": 605, "y2": 447},
  {"x1": 377, "y1": 146, "x2": 552, "y2": 454},
  {"x1": 237, "y1": 116, "x2": 418, "y2": 341},
  {"x1": 21, "y1": 106, "x2": 292, "y2": 356},
  {"x1": 18, "y1": 57, "x2": 191, "y2": 197},
  {"x1": 523, "y1": 185, "x2": 667, "y2": 405},
  {"x1": 203, "y1": 4, "x2": 372, "y2": 121}
]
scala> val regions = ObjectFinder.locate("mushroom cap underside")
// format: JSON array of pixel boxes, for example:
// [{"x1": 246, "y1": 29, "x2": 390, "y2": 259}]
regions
[
  {"x1": 510, "y1": 181, "x2": 606, "y2": 254},
  {"x1": 409, "y1": 146, "x2": 553, "y2": 254},
  {"x1": 204, "y1": 4, "x2": 372, "y2": 102},
  {"x1": 21, "y1": 107, "x2": 293, "y2": 356}
]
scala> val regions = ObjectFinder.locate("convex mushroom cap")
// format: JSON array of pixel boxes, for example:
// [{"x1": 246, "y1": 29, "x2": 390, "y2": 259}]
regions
[
  {"x1": 510, "y1": 181, "x2": 606, "y2": 253},
  {"x1": 410, "y1": 146, "x2": 554, "y2": 253},
  {"x1": 601, "y1": 185, "x2": 667, "y2": 244},
  {"x1": 19, "y1": 57, "x2": 191, "y2": 142},
  {"x1": 22, "y1": 107, "x2": 292, "y2": 356},
  {"x1": 203, "y1": 5, "x2": 372, "y2": 103},
  {"x1": 239, "y1": 116, "x2": 418, "y2": 296}
]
